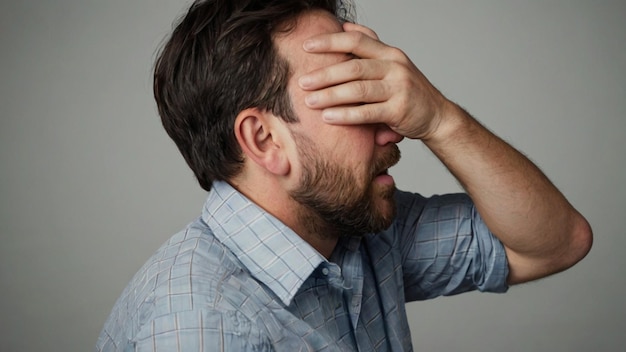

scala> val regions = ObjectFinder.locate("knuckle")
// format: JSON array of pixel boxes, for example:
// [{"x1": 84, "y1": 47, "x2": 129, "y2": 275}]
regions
[
  {"x1": 380, "y1": 83, "x2": 392, "y2": 100},
  {"x1": 353, "y1": 81, "x2": 369, "y2": 99},
  {"x1": 391, "y1": 68, "x2": 414, "y2": 91},
  {"x1": 398, "y1": 76, "x2": 413, "y2": 91},
  {"x1": 386, "y1": 46, "x2": 406, "y2": 61},
  {"x1": 363, "y1": 106, "x2": 376, "y2": 121},
  {"x1": 348, "y1": 60, "x2": 364, "y2": 77},
  {"x1": 398, "y1": 94, "x2": 411, "y2": 110}
]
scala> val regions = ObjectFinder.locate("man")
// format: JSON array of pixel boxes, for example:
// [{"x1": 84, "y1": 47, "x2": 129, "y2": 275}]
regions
[{"x1": 97, "y1": 0, "x2": 592, "y2": 350}]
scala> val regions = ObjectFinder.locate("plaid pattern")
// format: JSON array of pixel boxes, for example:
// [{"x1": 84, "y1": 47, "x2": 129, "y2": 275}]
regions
[{"x1": 96, "y1": 181, "x2": 508, "y2": 351}]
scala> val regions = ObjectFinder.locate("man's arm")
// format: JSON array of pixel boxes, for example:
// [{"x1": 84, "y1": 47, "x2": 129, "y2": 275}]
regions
[
  {"x1": 420, "y1": 103, "x2": 592, "y2": 284},
  {"x1": 298, "y1": 23, "x2": 592, "y2": 284}
]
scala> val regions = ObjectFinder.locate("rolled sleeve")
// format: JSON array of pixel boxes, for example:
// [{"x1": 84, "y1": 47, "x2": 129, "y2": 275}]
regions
[{"x1": 394, "y1": 191, "x2": 509, "y2": 301}]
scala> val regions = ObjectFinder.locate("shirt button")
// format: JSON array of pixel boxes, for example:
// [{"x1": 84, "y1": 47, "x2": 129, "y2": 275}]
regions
[{"x1": 321, "y1": 267, "x2": 329, "y2": 276}]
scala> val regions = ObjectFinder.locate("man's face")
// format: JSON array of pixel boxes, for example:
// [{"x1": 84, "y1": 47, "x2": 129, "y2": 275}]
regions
[{"x1": 275, "y1": 10, "x2": 402, "y2": 236}]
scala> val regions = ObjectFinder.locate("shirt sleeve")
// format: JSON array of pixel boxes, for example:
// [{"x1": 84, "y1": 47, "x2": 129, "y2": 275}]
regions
[
  {"x1": 129, "y1": 309, "x2": 273, "y2": 352},
  {"x1": 394, "y1": 190, "x2": 509, "y2": 301}
]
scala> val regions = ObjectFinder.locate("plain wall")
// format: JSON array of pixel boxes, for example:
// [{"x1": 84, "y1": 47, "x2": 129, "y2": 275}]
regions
[{"x1": 1, "y1": 1, "x2": 624, "y2": 351}]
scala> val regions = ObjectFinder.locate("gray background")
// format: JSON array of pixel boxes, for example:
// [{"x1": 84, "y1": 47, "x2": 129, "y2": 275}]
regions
[{"x1": 1, "y1": 0, "x2": 624, "y2": 351}]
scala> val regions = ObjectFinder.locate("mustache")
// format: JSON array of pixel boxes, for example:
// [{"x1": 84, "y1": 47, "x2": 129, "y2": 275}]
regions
[{"x1": 371, "y1": 144, "x2": 401, "y2": 178}]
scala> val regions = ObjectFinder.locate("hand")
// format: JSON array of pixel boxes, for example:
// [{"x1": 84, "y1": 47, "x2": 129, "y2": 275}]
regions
[{"x1": 298, "y1": 22, "x2": 451, "y2": 140}]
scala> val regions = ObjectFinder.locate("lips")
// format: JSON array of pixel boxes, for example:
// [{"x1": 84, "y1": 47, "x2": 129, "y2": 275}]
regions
[
  {"x1": 374, "y1": 172, "x2": 395, "y2": 186},
  {"x1": 371, "y1": 167, "x2": 388, "y2": 181},
  {"x1": 371, "y1": 144, "x2": 401, "y2": 182}
]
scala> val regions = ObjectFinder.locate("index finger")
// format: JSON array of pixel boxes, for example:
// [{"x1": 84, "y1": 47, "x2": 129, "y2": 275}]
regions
[{"x1": 302, "y1": 28, "x2": 389, "y2": 60}]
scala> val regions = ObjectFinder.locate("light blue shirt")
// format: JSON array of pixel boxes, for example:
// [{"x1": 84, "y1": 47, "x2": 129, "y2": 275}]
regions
[{"x1": 96, "y1": 181, "x2": 508, "y2": 351}]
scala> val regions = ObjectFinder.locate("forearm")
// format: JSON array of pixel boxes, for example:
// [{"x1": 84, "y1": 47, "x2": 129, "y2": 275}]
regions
[{"x1": 423, "y1": 102, "x2": 592, "y2": 284}]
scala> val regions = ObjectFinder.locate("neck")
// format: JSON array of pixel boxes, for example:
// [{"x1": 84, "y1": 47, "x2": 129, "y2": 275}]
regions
[
  {"x1": 230, "y1": 177, "x2": 338, "y2": 259},
  {"x1": 290, "y1": 205, "x2": 339, "y2": 258}
]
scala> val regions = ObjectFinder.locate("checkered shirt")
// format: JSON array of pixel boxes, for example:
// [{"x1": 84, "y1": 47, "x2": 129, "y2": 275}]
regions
[{"x1": 96, "y1": 181, "x2": 508, "y2": 351}]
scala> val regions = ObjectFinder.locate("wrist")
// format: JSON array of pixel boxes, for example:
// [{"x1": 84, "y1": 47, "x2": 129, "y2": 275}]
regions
[{"x1": 422, "y1": 101, "x2": 470, "y2": 146}]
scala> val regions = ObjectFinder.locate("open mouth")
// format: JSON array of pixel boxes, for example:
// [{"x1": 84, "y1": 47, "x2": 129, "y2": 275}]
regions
[
  {"x1": 372, "y1": 168, "x2": 387, "y2": 178},
  {"x1": 373, "y1": 169, "x2": 394, "y2": 186}
]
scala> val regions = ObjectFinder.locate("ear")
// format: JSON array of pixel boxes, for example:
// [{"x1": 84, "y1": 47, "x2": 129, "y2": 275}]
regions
[{"x1": 234, "y1": 108, "x2": 290, "y2": 176}]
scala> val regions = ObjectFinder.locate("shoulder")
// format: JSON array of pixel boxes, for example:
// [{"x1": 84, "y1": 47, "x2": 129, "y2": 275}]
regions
[
  {"x1": 137, "y1": 218, "x2": 257, "y2": 311},
  {"x1": 142, "y1": 218, "x2": 244, "y2": 304},
  {"x1": 98, "y1": 218, "x2": 267, "y2": 350}
]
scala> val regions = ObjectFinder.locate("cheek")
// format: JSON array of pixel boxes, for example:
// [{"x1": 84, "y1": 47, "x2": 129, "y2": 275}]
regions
[{"x1": 331, "y1": 130, "x2": 376, "y2": 162}]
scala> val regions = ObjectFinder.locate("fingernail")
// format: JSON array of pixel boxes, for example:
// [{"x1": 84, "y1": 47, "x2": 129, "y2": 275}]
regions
[
  {"x1": 305, "y1": 94, "x2": 318, "y2": 106},
  {"x1": 299, "y1": 76, "x2": 312, "y2": 88},
  {"x1": 303, "y1": 40, "x2": 316, "y2": 51},
  {"x1": 322, "y1": 110, "x2": 338, "y2": 121}
]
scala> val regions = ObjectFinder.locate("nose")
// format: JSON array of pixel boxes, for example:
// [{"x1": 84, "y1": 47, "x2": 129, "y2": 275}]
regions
[{"x1": 375, "y1": 124, "x2": 404, "y2": 146}]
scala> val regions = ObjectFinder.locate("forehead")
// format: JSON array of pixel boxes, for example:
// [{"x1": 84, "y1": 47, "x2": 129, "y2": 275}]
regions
[{"x1": 274, "y1": 9, "x2": 345, "y2": 74}]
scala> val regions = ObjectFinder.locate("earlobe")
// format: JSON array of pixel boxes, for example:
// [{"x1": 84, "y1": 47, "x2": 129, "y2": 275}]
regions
[{"x1": 234, "y1": 108, "x2": 290, "y2": 176}]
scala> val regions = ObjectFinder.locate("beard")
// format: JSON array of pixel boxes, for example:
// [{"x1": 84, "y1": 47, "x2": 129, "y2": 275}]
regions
[{"x1": 288, "y1": 133, "x2": 401, "y2": 238}]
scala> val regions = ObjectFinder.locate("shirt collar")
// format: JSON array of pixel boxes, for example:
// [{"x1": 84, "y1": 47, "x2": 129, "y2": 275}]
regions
[{"x1": 202, "y1": 181, "x2": 326, "y2": 306}]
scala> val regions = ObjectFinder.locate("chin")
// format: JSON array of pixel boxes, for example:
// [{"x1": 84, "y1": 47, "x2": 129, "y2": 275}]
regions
[{"x1": 370, "y1": 193, "x2": 397, "y2": 231}]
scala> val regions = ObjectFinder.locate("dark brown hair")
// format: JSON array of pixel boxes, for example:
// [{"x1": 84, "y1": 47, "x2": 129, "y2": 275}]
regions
[{"x1": 154, "y1": 0, "x2": 354, "y2": 191}]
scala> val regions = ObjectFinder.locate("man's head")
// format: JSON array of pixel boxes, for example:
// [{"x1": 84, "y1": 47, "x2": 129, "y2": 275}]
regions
[
  {"x1": 154, "y1": 0, "x2": 354, "y2": 191},
  {"x1": 156, "y1": 1, "x2": 402, "y2": 238}
]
